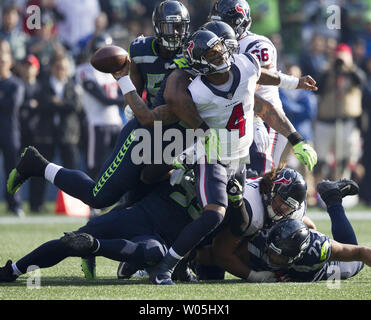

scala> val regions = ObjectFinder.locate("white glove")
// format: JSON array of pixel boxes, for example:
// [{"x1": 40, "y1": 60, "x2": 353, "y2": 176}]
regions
[
  {"x1": 253, "y1": 117, "x2": 270, "y2": 153},
  {"x1": 246, "y1": 270, "x2": 277, "y2": 283},
  {"x1": 124, "y1": 105, "x2": 135, "y2": 121}
]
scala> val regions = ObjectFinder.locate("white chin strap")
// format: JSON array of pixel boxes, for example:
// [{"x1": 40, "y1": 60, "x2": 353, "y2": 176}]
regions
[{"x1": 210, "y1": 59, "x2": 231, "y2": 74}]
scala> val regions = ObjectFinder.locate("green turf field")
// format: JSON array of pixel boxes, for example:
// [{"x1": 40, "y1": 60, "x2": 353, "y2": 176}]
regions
[{"x1": 0, "y1": 202, "x2": 370, "y2": 300}]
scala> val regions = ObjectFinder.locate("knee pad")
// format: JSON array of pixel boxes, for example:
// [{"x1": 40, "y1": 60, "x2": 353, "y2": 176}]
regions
[{"x1": 131, "y1": 235, "x2": 167, "y2": 268}]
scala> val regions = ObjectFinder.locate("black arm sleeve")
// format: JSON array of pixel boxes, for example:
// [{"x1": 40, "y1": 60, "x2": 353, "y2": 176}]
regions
[
  {"x1": 229, "y1": 200, "x2": 252, "y2": 237},
  {"x1": 83, "y1": 80, "x2": 125, "y2": 106}
]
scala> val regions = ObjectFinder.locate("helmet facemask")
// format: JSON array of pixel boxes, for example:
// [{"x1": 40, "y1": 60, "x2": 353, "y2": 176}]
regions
[
  {"x1": 267, "y1": 193, "x2": 301, "y2": 222},
  {"x1": 155, "y1": 18, "x2": 189, "y2": 51}
]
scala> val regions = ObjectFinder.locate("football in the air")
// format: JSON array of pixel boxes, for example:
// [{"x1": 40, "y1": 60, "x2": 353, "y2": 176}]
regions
[{"x1": 90, "y1": 45, "x2": 128, "y2": 73}]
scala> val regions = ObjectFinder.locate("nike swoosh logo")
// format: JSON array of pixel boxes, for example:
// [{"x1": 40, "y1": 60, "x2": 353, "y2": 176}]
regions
[
  {"x1": 154, "y1": 276, "x2": 173, "y2": 285},
  {"x1": 341, "y1": 185, "x2": 351, "y2": 192}
]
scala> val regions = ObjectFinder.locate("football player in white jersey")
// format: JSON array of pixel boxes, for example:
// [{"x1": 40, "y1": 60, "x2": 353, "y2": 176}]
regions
[
  {"x1": 209, "y1": 0, "x2": 293, "y2": 174},
  {"x1": 113, "y1": 27, "x2": 317, "y2": 284}
]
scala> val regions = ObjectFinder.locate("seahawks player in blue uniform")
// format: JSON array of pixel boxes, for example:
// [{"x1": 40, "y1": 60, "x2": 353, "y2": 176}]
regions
[
  {"x1": 7, "y1": 0, "x2": 191, "y2": 209},
  {"x1": 198, "y1": 178, "x2": 370, "y2": 282},
  {"x1": 6, "y1": 0, "x2": 191, "y2": 280},
  {"x1": 0, "y1": 173, "x2": 201, "y2": 283}
]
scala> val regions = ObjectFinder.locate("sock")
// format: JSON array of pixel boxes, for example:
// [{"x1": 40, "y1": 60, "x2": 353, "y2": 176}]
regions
[
  {"x1": 158, "y1": 248, "x2": 183, "y2": 273},
  {"x1": 11, "y1": 263, "x2": 22, "y2": 276},
  {"x1": 44, "y1": 163, "x2": 63, "y2": 183},
  {"x1": 171, "y1": 210, "x2": 224, "y2": 257},
  {"x1": 15, "y1": 239, "x2": 72, "y2": 274},
  {"x1": 327, "y1": 203, "x2": 358, "y2": 245}
]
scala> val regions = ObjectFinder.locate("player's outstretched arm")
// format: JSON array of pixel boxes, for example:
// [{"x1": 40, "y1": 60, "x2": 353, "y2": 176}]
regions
[
  {"x1": 330, "y1": 240, "x2": 371, "y2": 267},
  {"x1": 112, "y1": 58, "x2": 178, "y2": 127},
  {"x1": 254, "y1": 94, "x2": 317, "y2": 171},
  {"x1": 257, "y1": 68, "x2": 318, "y2": 92}
]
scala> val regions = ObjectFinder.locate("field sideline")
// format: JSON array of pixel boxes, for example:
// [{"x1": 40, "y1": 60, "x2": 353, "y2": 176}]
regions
[{"x1": 0, "y1": 203, "x2": 370, "y2": 301}]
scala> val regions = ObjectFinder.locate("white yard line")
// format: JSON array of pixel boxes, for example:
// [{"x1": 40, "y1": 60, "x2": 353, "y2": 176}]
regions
[
  {"x1": 0, "y1": 211, "x2": 370, "y2": 224},
  {"x1": 0, "y1": 216, "x2": 87, "y2": 224}
]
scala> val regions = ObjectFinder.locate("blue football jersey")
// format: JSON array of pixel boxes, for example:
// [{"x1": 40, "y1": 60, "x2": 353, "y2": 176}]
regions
[
  {"x1": 246, "y1": 228, "x2": 332, "y2": 281},
  {"x1": 129, "y1": 36, "x2": 184, "y2": 108},
  {"x1": 285, "y1": 230, "x2": 331, "y2": 282}
]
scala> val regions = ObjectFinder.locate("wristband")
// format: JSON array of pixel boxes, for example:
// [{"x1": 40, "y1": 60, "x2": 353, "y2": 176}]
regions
[
  {"x1": 287, "y1": 131, "x2": 304, "y2": 146},
  {"x1": 278, "y1": 72, "x2": 299, "y2": 90},
  {"x1": 117, "y1": 75, "x2": 136, "y2": 95}
]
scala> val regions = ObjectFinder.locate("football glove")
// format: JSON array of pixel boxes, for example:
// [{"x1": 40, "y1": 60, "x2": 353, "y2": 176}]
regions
[
  {"x1": 253, "y1": 117, "x2": 269, "y2": 153},
  {"x1": 292, "y1": 141, "x2": 317, "y2": 171},
  {"x1": 203, "y1": 128, "x2": 222, "y2": 164},
  {"x1": 226, "y1": 178, "x2": 243, "y2": 204}
]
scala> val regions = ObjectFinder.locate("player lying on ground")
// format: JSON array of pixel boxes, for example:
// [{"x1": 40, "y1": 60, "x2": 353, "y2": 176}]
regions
[
  {"x1": 194, "y1": 179, "x2": 369, "y2": 282},
  {"x1": 0, "y1": 167, "x2": 310, "y2": 283}
]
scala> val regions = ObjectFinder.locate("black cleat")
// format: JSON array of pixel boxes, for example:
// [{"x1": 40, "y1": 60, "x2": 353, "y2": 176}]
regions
[
  {"x1": 317, "y1": 179, "x2": 359, "y2": 206},
  {"x1": 61, "y1": 232, "x2": 97, "y2": 257},
  {"x1": 0, "y1": 260, "x2": 18, "y2": 282},
  {"x1": 7, "y1": 146, "x2": 49, "y2": 195},
  {"x1": 117, "y1": 261, "x2": 140, "y2": 279}
]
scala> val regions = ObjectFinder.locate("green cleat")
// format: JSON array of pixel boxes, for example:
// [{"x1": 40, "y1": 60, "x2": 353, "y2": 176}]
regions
[
  {"x1": 81, "y1": 257, "x2": 96, "y2": 280},
  {"x1": 7, "y1": 146, "x2": 49, "y2": 195}
]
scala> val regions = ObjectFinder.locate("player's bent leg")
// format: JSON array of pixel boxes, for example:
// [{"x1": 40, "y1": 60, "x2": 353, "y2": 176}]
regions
[
  {"x1": 54, "y1": 121, "x2": 143, "y2": 208},
  {"x1": 0, "y1": 238, "x2": 83, "y2": 282},
  {"x1": 149, "y1": 203, "x2": 226, "y2": 285},
  {"x1": 318, "y1": 179, "x2": 360, "y2": 245},
  {"x1": 7, "y1": 146, "x2": 49, "y2": 195}
]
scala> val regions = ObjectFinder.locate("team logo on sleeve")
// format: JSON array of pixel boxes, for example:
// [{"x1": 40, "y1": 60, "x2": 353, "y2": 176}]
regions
[{"x1": 187, "y1": 41, "x2": 195, "y2": 59}]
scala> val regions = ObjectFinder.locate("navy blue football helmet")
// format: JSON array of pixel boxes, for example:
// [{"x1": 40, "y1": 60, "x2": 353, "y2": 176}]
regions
[
  {"x1": 152, "y1": 0, "x2": 190, "y2": 51},
  {"x1": 266, "y1": 219, "x2": 310, "y2": 268},
  {"x1": 266, "y1": 168, "x2": 307, "y2": 221},
  {"x1": 183, "y1": 29, "x2": 231, "y2": 75},
  {"x1": 200, "y1": 21, "x2": 239, "y2": 54},
  {"x1": 209, "y1": 0, "x2": 252, "y2": 39}
]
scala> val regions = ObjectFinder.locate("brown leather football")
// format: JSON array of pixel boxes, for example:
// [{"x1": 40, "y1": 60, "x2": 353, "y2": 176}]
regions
[{"x1": 90, "y1": 45, "x2": 128, "y2": 73}]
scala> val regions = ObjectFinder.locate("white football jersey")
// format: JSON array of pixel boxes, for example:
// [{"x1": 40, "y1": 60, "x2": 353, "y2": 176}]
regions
[
  {"x1": 187, "y1": 53, "x2": 261, "y2": 166},
  {"x1": 76, "y1": 62, "x2": 123, "y2": 126},
  {"x1": 238, "y1": 32, "x2": 282, "y2": 110},
  {"x1": 239, "y1": 31, "x2": 288, "y2": 172},
  {"x1": 242, "y1": 177, "x2": 306, "y2": 237}
]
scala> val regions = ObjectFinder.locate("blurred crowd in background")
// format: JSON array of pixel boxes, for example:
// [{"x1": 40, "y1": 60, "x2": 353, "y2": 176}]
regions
[{"x1": 1, "y1": 0, "x2": 371, "y2": 216}]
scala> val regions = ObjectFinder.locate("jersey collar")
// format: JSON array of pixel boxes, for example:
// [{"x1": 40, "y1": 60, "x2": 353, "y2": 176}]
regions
[{"x1": 200, "y1": 63, "x2": 241, "y2": 100}]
